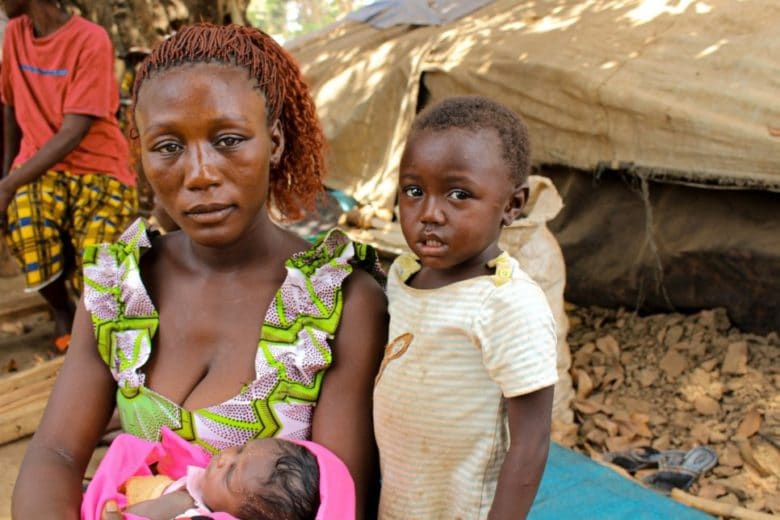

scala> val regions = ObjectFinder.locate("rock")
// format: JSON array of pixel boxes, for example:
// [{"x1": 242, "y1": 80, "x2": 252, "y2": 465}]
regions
[
  {"x1": 699, "y1": 358, "x2": 719, "y2": 371},
  {"x1": 660, "y1": 349, "x2": 688, "y2": 379},
  {"x1": 691, "y1": 423, "x2": 710, "y2": 444},
  {"x1": 719, "y1": 493, "x2": 740, "y2": 506},
  {"x1": 720, "y1": 444, "x2": 743, "y2": 468},
  {"x1": 722, "y1": 341, "x2": 748, "y2": 374},
  {"x1": 698, "y1": 483, "x2": 727, "y2": 499},
  {"x1": 665, "y1": 325, "x2": 684, "y2": 346},
  {"x1": 694, "y1": 395, "x2": 721, "y2": 415},
  {"x1": 595, "y1": 335, "x2": 621, "y2": 361},
  {"x1": 638, "y1": 368, "x2": 658, "y2": 387}
]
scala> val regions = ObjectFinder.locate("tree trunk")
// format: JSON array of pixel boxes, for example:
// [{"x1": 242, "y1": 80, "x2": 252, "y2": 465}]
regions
[{"x1": 67, "y1": 0, "x2": 250, "y2": 54}]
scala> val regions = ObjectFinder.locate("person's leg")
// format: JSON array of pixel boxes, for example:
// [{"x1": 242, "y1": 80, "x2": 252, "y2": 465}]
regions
[
  {"x1": 38, "y1": 272, "x2": 75, "y2": 344},
  {"x1": 3, "y1": 171, "x2": 74, "y2": 346}
]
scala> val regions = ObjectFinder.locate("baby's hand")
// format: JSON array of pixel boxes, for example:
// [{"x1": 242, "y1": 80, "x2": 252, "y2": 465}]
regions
[{"x1": 100, "y1": 500, "x2": 123, "y2": 520}]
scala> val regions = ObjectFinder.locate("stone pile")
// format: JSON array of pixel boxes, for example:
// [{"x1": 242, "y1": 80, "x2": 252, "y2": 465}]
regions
[{"x1": 554, "y1": 304, "x2": 779, "y2": 515}]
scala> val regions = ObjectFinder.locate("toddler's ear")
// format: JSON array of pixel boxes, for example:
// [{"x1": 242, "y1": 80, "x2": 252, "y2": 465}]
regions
[{"x1": 502, "y1": 183, "x2": 529, "y2": 226}]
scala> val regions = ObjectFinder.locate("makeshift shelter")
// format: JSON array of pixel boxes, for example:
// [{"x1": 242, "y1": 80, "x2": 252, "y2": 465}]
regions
[{"x1": 288, "y1": 0, "x2": 780, "y2": 334}]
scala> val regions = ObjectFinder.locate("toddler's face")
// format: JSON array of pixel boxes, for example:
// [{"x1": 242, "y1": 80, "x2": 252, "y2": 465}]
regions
[
  {"x1": 398, "y1": 127, "x2": 522, "y2": 280},
  {"x1": 201, "y1": 438, "x2": 281, "y2": 516}
]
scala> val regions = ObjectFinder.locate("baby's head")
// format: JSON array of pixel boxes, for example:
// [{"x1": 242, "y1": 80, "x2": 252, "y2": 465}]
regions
[
  {"x1": 398, "y1": 96, "x2": 532, "y2": 274},
  {"x1": 201, "y1": 438, "x2": 319, "y2": 520},
  {"x1": 130, "y1": 23, "x2": 324, "y2": 221}
]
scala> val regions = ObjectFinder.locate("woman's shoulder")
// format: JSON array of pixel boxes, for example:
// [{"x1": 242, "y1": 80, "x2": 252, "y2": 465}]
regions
[{"x1": 289, "y1": 228, "x2": 385, "y2": 283}]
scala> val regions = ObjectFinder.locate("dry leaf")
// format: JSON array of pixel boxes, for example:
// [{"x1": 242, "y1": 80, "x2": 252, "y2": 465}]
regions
[
  {"x1": 574, "y1": 369, "x2": 594, "y2": 399},
  {"x1": 573, "y1": 398, "x2": 603, "y2": 415},
  {"x1": 736, "y1": 439, "x2": 772, "y2": 477},
  {"x1": 593, "y1": 415, "x2": 619, "y2": 437},
  {"x1": 585, "y1": 428, "x2": 607, "y2": 446},
  {"x1": 551, "y1": 420, "x2": 579, "y2": 448},
  {"x1": 735, "y1": 410, "x2": 762, "y2": 439}
]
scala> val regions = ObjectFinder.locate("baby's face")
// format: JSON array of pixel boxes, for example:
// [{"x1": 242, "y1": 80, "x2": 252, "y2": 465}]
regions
[{"x1": 201, "y1": 438, "x2": 281, "y2": 516}]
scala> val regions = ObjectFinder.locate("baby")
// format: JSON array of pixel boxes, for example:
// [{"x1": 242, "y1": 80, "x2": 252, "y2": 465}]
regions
[{"x1": 84, "y1": 428, "x2": 354, "y2": 520}]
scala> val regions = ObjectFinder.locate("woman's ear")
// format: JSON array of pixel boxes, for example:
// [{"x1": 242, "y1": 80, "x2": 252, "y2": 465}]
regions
[
  {"x1": 502, "y1": 183, "x2": 529, "y2": 226},
  {"x1": 269, "y1": 119, "x2": 285, "y2": 167}
]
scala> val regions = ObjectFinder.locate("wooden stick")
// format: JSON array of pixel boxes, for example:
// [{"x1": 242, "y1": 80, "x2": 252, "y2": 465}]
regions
[
  {"x1": 0, "y1": 394, "x2": 48, "y2": 445},
  {"x1": 0, "y1": 381, "x2": 54, "y2": 413},
  {"x1": 0, "y1": 356, "x2": 63, "y2": 395},
  {"x1": 0, "y1": 292, "x2": 49, "y2": 322},
  {"x1": 670, "y1": 488, "x2": 777, "y2": 520}
]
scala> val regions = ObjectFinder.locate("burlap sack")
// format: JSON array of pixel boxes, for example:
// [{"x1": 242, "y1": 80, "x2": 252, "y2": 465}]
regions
[{"x1": 498, "y1": 175, "x2": 573, "y2": 423}]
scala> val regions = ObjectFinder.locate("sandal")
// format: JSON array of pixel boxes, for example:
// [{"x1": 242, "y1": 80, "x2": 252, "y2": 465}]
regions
[
  {"x1": 603, "y1": 447, "x2": 664, "y2": 473},
  {"x1": 52, "y1": 333, "x2": 71, "y2": 354},
  {"x1": 642, "y1": 445, "x2": 718, "y2": 493}
]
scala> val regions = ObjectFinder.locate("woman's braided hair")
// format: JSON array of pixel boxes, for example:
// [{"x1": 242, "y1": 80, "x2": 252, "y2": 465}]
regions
[{"x1": 129, "y1": 23, "x2": 325, "y2": 221}]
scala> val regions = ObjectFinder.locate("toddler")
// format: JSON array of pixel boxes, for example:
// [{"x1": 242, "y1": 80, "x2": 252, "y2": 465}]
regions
[
  {"x1": 373, "y1": 96, "x2": 558, "y2": 519},
  {"x1": 84, "y1": 427, "x2": 354, "y2": 520}
]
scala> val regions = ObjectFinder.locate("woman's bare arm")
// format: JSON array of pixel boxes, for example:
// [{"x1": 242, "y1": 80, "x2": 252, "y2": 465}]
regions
[
  {"x1": 311, "y1": 268, "x2": 388, "y2": 520},
  {"x1": 12, "y1": 299, "x2": 117, "y2": 519}
]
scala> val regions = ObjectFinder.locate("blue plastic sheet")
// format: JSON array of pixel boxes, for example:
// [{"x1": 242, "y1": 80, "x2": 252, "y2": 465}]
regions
[{"x1": 530, "y1": 444, "x2": 713, "y2": 519}]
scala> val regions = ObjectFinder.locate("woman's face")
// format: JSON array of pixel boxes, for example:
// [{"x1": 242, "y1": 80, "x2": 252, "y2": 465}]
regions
[{"x1": 134, "y1": 62, "x2": 284, "y2": 248}]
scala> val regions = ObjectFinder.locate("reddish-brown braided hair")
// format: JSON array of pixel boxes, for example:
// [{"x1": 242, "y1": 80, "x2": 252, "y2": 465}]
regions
[{"x1": 129, "y1": 23, "x2": 325, "y2": 221}]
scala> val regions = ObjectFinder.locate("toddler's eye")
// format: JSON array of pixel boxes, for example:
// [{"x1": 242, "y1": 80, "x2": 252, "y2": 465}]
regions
[
  {"x1": 403, "y1": 186, "x2": 423, "y2": 198},
  {"x1": 448, "y1": 190, "x2": 470, "y2": 200}
]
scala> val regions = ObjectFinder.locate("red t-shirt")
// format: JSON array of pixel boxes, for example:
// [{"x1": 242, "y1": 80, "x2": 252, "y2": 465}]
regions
[{"x1": 0, "y1": 15, "x2": 134, "y2": 186}]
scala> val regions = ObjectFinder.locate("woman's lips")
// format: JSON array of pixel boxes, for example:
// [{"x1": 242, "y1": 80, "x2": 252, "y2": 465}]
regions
[{"x1": 184, "y1": 203, "x2": 235, "y2": 224}]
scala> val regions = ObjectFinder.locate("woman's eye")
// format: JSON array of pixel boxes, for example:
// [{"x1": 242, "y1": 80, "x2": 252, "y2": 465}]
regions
[
  {"x1": 448, "y1": 190, "x2": 470, "y2": 200},
  {"x1": 403, "y1": 186, "x2": 423, "y2": 198},
  {"x1": 153, "y1": 142, "x2": 181, "y2": 154},
  {"x1": 216, "y1": 135, "x2": 244, "y2": 148}
]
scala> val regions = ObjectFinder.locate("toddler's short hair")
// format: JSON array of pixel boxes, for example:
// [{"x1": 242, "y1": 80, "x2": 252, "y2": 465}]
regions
[{"x1": 411, "y1": 96, "x2": 531, "y2": 183}]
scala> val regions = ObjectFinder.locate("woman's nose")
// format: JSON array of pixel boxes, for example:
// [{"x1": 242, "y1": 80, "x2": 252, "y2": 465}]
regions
[{"x1": 183, "y1": 144, "x2": 222, "y2": 190}]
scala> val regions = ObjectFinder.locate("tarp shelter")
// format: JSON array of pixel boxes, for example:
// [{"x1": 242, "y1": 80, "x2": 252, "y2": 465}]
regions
[
  {"x1": 288, "y1": 0, "x2": 780, "y2": 333},
  {"x1": 289, "y1": 0, "x2": 780, "y2": 216}
]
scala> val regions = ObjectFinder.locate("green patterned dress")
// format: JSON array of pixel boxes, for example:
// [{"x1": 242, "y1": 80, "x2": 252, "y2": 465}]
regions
[{"x1": 82, "y1": 218, "x2": 382, "y2": 453}]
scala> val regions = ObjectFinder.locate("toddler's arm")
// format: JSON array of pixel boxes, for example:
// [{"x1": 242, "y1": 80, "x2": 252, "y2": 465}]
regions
[{"x1": 489, "y1": 385, "x2": 554, "y2": 520}]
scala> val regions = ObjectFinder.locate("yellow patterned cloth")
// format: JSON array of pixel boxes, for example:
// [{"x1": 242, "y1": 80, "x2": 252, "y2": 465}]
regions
[{"x1": 3, "y1": 169, "x2": 137, "y2": 292}]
